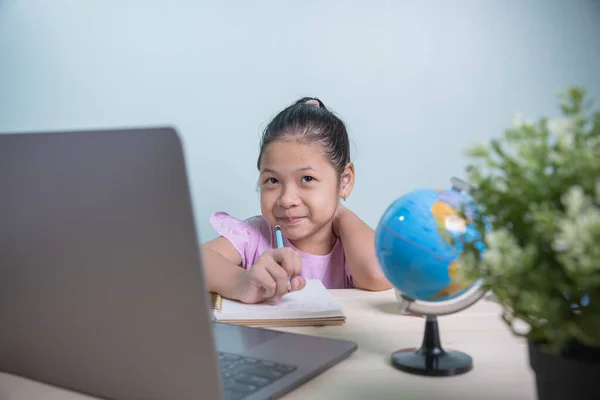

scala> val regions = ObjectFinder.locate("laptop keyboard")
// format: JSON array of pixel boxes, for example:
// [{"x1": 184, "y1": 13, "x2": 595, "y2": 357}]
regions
[{"x1": 218, "y1": 351, "x2": 298, "y2": 400}]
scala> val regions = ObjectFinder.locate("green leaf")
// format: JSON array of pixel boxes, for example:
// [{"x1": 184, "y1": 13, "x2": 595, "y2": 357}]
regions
[{"x1": 567, "y1": 316, "x2": 600, "y2": 348}]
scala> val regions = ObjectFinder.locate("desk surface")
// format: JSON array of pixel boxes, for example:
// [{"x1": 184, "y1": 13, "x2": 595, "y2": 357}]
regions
[{"x1": 0, "y1": 288, "x2": 537, "y2": 400}]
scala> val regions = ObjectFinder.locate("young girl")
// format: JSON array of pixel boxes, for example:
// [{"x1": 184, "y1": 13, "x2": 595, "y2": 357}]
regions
[{"x1": 202, "y1": 97, "x2": 391, "y2": 304}]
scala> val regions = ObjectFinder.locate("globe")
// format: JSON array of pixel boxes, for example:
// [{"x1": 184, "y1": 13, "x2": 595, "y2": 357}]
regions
[
  {"x1": 375, "y1": 183, "x2": 486, "y2": 304},
  {"x1": 374, "y1": 177, "x2": 488, "y2": 377}
]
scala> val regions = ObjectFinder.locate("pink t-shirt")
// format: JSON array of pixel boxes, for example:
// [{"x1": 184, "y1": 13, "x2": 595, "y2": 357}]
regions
[{"x1": 208, "y1": 211, "x2": 353, "y2": 289}]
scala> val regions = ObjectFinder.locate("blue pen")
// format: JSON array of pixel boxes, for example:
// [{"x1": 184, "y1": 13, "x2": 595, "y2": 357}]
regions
[
  {"x1": 274, "y1": 225, "x2": 291, "y2": 287},
  {"x1": 275, "y1": 225, "x2": 284, "y2": 249}
]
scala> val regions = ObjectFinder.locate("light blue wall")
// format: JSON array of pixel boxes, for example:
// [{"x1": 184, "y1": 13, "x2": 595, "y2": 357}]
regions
[{"x1": 1, "y1": 0, "x2": 599, "y2": 242}]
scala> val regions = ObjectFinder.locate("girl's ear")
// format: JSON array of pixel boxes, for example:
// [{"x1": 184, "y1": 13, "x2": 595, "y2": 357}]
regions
[{"x1": 339, "y1": 162, "x2": 355, "y2": 200}]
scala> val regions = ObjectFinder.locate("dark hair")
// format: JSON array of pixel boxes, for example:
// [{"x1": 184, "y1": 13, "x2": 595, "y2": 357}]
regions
[{"x1": 256, "y1": 97, "x2": 351, "y2": 177}]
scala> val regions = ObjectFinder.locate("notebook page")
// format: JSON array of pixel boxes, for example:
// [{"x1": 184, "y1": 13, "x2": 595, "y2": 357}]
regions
[{"x1": 214, "y1": 279, "x2": 343, "y2": 320}]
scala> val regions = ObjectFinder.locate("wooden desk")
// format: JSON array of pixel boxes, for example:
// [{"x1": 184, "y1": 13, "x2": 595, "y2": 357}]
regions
[
  {"x1": 0, "y1": 288, "x2": 537, "y2": 400},
  {"x1": 278, "y1": 288, "x2": 537, "y2": 400}
]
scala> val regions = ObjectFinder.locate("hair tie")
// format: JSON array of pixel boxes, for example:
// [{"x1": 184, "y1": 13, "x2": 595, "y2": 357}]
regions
[{"x1": 304, "y1": 99, "x2": 321, "y2": 108}]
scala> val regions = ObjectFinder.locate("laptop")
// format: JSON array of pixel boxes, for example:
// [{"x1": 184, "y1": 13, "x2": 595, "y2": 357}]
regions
[{"x1": 0, "y1": 126, "x2": 357, "y2": 400}]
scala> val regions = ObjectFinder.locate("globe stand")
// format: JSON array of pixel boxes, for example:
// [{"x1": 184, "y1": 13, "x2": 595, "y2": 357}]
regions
[
  {"x1": 390, "y1": 314, "x2": 472, "y2": 376},
  {"x1": 390, "y1": 286, "x2": 487, "y2": 377}
]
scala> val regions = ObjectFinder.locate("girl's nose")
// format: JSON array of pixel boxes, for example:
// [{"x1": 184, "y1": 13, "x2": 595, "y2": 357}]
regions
[{"x1": 277, "y1": 186, "x2": 301, "y2": 208}]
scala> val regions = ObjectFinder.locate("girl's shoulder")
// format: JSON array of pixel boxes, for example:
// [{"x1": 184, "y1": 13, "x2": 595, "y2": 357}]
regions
[
  {"x1": 209, "y1": 211, "x2": 270, "y2": 232},
  {"x1": 208, "y1": 211, "x2": 275, "y2": 267}
]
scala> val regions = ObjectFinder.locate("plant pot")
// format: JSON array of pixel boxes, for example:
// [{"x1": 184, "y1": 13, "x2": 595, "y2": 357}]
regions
[{"x1": 528, "y1": 340, "x2": 600, "y2": 399}]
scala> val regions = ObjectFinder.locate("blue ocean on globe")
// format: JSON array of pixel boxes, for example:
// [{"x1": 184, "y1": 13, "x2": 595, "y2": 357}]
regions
[{"x1": 375, "y1": 187, "x2": 486, "y2": 302}]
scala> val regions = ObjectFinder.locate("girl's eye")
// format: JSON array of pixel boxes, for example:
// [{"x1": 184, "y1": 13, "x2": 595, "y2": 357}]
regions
[
  {"x1": 265, "y1": 177, "x2": 278, "y2": 185},
  {"x1": 301, "y1": 176, "x2": 314, "y2": 183}
]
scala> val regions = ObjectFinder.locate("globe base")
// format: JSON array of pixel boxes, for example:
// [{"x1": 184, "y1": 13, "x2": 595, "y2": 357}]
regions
[
  {"x1": 391, "y1": 348, "x2": 473, "y2": 377},
  {"x1": 390, "y1": 315, "x2": 473, "y2": 377}
]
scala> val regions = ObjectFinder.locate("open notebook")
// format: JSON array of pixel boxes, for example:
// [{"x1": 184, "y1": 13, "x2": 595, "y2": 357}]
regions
[{"x1": 210, "y1": 279, "x2": 346, "y2": 327}]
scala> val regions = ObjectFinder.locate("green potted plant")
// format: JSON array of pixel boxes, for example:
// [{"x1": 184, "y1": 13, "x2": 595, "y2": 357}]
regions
[{"x1": 456, "y1": 86, "x2": 600, "y2": 399}]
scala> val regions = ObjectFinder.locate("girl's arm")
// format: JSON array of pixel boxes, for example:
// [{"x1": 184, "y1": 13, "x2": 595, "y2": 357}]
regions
[
  {"x1": 333, "y1": 204, "x2": 393, "y2": 291},
  {"x1": 201, "y1": 237, "x2": 246, "y2": 299}
]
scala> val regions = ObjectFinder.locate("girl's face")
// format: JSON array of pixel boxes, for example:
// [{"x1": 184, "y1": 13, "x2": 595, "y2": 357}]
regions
[{"x1": 259, "y1": 140, "x2": 351, "y2": 246}]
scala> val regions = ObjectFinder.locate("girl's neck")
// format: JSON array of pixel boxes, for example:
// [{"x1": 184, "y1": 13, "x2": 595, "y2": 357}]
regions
[{"x1": 289, "y1": 221, "x2": 337, "y2": 256}]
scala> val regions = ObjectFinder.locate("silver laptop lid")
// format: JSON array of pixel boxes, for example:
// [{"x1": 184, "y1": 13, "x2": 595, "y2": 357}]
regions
[{"x1": 0, "y1": 127, "x2": 223, "y2": 400}]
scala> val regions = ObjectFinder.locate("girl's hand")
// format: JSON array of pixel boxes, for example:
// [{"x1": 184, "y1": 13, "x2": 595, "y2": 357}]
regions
[{"x1": 232, "y1": 248, "x2": 306, "y2": 304}]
